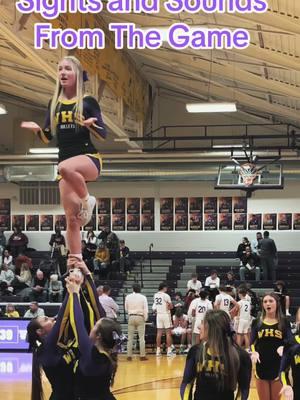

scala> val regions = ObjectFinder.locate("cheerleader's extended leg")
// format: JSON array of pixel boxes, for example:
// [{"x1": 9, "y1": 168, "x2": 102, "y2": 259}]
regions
[
  {"x1": 58, "y1": 155, "x2": 99, "y2": 225},
  {"x1": 59, "y1": 179, "x2": 82, "y2": 260}
]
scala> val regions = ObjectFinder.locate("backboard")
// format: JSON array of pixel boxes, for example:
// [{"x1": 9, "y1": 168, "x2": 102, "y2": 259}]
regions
[{"x1": 215, "y1": 163, "x2": 284, "y2": 196}]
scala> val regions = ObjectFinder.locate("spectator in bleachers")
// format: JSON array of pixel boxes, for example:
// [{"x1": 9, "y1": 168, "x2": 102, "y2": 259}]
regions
[
  {"x1": 5, "y1": 303, "x2": 20, "y2": 318},
  {"x1": 171, "y1": 307, "x2": 191, "y2": 354},
  {"x1": 119, "y1": 240, "x2": 132, "y2": 275},
  {"x1": 8, "y1": 226, "x2": 28, "y2": 258},
  {"x1": 49, "y1": 226, "x2": 66, "y2": 272},
  {"x1": 125, "y1": 283, "x2": 148, "y2": 361},
  {"x1": 0, "y1": 281, "x2": 14, "y2": 298},
  {"x1": 258, "y1": 231, "x2": 278, "y2": 281},
  {"x1": 49, "y1": 274, "x2": 63, "y2": 302},
  {"x1": 2, "y1": 249, "x2": 13, "y2": 270},
  {"x1": 23, "y1": 301, "x2": 45, "y2": 318},
  {"x1": 187, "y1": 273, "x2": 202, "y2": 295},
  {"x1": 81, "y1": 240, "x2": 94, "y2": 271},
  {"x1": 93, "y1": 242, "x2": 110, "y2": 278},
  {"x1": 204, "y1": 270, "x2": 220, "y2": 289},
  {"x1": 11, "y1": 262, "x2": 32, "y2": 293},
  {"x1": 0, "y1": 263, "x2": 14, "y2": 286},
  {"x1": 85, "y1": 228, "x2": 97, "y2": 245},
  {"x1": 274, "y1": 280, "x2": 291, "y2": 316},
  {"x1": 236, "y1": 237, "x2": 251, "y2": 261},
  {"x1": 173, "y1": 292, "x2": 185, "y2": 309},
  {"x1": 239, "y1": 246, "x2": 261, "y2": 282},
  {"x1": 0, "y1": 229, "x2": 6, "y2": 256},
  {"x1": 30, "y1": 269, "x2": 48, "y2": 302},
  {"x1": 15, "y1": 254, "x2": 32, "y2": 274},
  {"x1": 184, "y1": 289, "x2": 197, "y2": 313},
  {"x1": 98, "y1": 227, "x2": 120, "y2": 266},
  {"x1": 98, "y1": 285, "x2": 119, "y2": 320},
  {"x1": 85, "y1": 229, "x2": 97, "y2": 260},
  {"x1": 204, "y1": 270, "x2": 220, "y2": 302},
  {"x1": 251, "y1": 232, "x2": 263, "y2": 255},
  {"x1": 49, "y1": 227, "x2": 66, "y2": 255},
  {"x1": 96, "y1": 285, "x2": 103, "y2": 297},
  {"x1": 225, "y1": 271, "x2": 237, "y2": 298}
]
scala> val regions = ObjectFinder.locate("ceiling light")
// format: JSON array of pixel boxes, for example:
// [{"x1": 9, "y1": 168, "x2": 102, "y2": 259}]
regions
[
  {"x1": 0, "y1": 104, "x2": 7, "y2": 115},
  {"x1": 186, "y1": 102, "x2": 237, "y2": 113},
  {"x1": 29, "y1": 148, "x2": 59, "y2": 154},
  {"x1": 213, "y1": 144, "x2": 248, "y2": 149}
]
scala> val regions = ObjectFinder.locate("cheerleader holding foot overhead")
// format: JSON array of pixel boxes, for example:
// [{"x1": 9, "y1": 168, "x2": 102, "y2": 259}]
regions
[
  {"x1": 250, "y1": 293, "x2": 293, "y2": 400},
  {"x1": 180, "y1": 309, "x2": 251, "y2": 400},
  {"x1": 21, "y1": 56, "x2": 107, "y2": 267},
  {"x1": 66, "y1": 277, "x2": 122, "y2": 400}
]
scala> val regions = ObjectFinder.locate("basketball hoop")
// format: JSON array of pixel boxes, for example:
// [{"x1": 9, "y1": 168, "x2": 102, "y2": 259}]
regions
[{"x1": 239, "y1": 163, "x2": 258, "y2": 187}]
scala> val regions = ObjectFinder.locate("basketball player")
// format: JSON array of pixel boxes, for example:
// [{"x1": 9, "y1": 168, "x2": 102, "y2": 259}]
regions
[
  {"x1": 214, "y1": 286, "x2": 238, "y2": 317},
  {"x1": 21, "y1": 56, "x2": 107, "y2": 267},
  {"x1": 188, "y1": 290, "x2": 213, "y2": 345},
  {"x1": 180, "y1": 310, "x2": 251, "y2": 400},
  {"x1": 250, "y1": 293, "x2": 293, "y2": 400},
  {"x1": 235, "y1": 288, "x2": 252, "y2": 350},
  {"x1": 152, "y1": 282, "x2": 174, "y2": 356}
]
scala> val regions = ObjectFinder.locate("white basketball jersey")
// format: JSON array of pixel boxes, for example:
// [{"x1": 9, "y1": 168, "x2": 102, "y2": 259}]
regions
[
  {"x1": 194, "y1": 299, "x2": 213, "y2": 321},
  {"x1": 215, "y1": 293, "x2": 233, "y2": 314},
  {"x1": 153, "y1": 292, "x2": 171, "y2": 314},
  {"x1": 238, "y1": 299, "x2": 251, "y2": 320}
]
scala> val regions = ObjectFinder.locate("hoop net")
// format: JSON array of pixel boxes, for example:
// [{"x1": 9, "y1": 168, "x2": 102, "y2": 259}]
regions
[{"x1": 239, "y1": 163, "x2": 258, "y2": 187}]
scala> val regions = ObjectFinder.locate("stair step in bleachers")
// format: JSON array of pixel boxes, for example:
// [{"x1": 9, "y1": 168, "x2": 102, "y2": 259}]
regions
[{"x1": 185, "y1": 258, "x2": 240, "y2": 267}]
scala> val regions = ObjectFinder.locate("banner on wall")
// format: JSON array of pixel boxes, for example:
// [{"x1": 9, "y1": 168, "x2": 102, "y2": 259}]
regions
[
  {"x1": 293, "y1": 213, "x2": 300, "y2": 230},
  {"x1": 26, "y1": 215, "x2": 39, "y2": 231},
  {"x1": 0, "y1": 199, "x2": 10, "y2": 215},
  {"x1": 141, "y1": 198, "x2": 154, "y2": 214},
  {"x1": 160, "y1": 198, "x2": 173, "y2": 214},
  {"x1": 248, "y1": 214, "x2": 262, "y2": 230},
  {"x1": 189, "y1": 197, "x2": 203, "y2": 213},
  {"x1": 127, "y1": 198, "x2": 140, "y2": 215},
  {"x1": 219, "y1": 213, "x2": 232, "y2": 230},
  {"x1": 54, "y1": 215, "x2": 67, "y2": 231},
  {"x1": 12, "y1": 215, "x2": 25, "y2": 231},
  {"x1": 112, "y1": 214, "x2": 125, "y2": 231},
  {"x1": 278, "y1": 213, "x2": 292, "y2": 230},
  {"x1": 190, "y1": 213, "x2": 202, "y2": 230},
  {"x1": 175, "y1": 213, "x2": 188, "y2": 231},
  {"x1": 204, "y1": 213, "x2": 217, "y2": 231},
  {"x1": 204, "y1": 197, "x2": 217, "y2": 214},
  {"x1": 141, "y1": 214, "x2": 154, "y2": 231},
  {"x1": 98, "y1": 214, "x2": 111, "y2": 231},
  {"x1": 40, "y1": 215, "x2": 53, "y2": 231},
  {"x1": 83, "y1": 214, "x2": 96, "y2": 231},
  {"x1": 98, "y1": 198, "x2": 111, "y2": 214},
  {"x1": 160, "y1": 214, "x2": 173, "y2": 231},
  {"x1": 175, "y1": 198, "x2": 188, "y2": 214},
  {"x1": 0, "y1": 215, "x2": 10, "y2": 230},
  {"x1": 112, "y1": 198, "x2": 125, "y2": 215},
  {"x1": 127, "y1": 214, "x2": 140, "y2": 231},
  {"x1": 263, "y1": 213, "x2": 277, "y2": 230},
  {"x1": 219, "y1": 197, "x2": 232, "y2": 214},
  {"x1": 233, "y1": 213, "x2": 247, "y2": 230},
  {"x1": 233, "y1": 197, "x2": 247, "y2": 213}
]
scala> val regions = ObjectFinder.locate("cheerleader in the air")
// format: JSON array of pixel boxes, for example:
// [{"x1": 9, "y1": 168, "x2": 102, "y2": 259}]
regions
[{"x1": 22, "y1": 56, "x2": 107, "y2": 267}]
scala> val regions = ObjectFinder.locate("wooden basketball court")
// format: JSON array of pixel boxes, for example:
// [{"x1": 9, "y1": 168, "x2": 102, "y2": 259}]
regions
[{"x1": 1, "y1": 354, "x2": 259, "y2": 399}]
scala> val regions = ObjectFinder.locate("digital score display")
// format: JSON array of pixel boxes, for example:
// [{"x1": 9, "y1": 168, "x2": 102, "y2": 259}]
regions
[{"x1": 0, "y1": 319, "x2": 30, "y2": 351}]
